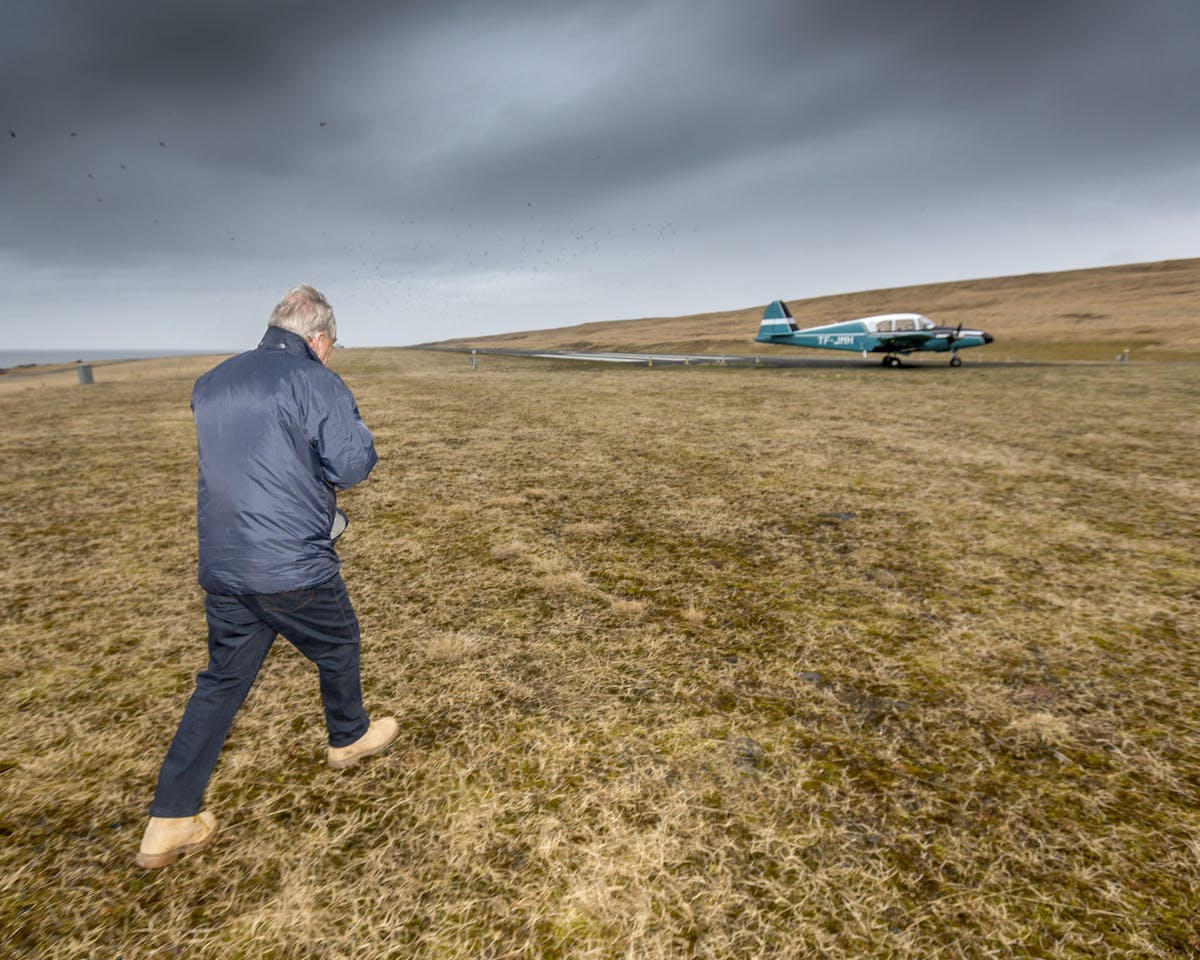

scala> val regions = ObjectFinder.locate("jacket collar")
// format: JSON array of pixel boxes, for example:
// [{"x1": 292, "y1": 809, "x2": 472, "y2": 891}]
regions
[{"x1": 258, "y1": 325, "x2": 321, "y2": 363}]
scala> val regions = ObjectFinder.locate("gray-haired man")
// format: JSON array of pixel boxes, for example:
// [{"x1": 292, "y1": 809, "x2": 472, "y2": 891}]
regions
[{"x1": 137, "y1": 285, "x2": 397, "y2": 868}]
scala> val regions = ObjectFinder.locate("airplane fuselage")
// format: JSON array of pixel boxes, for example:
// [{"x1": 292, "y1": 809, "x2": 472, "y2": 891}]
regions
[
  {"x1": 755, "y1": 305, "x2": 993, "y2": 366},
  {"x1": 761, "y1": 319, "x2": 992, "y2": 353}
]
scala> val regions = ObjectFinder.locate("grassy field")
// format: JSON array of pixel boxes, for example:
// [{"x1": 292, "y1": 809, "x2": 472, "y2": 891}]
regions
[{"x1": 1, "y1": 348, "x2": 1198, "y2": 959}]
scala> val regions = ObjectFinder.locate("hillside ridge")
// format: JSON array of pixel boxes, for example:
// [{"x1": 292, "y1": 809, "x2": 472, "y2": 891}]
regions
[{"x1": 436, "y1": 257, "x2": 1199, "y2": 361}]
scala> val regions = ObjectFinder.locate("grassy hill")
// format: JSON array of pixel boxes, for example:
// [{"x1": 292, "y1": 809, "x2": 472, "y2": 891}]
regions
[{"x1": 440, "y1": 257, "x2": 1200, "y2": 362}]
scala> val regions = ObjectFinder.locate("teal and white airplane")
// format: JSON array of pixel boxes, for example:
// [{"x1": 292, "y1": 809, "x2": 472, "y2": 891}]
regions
[{"x1": 755, "y1": 300, "x2": 993, "y2": 367}]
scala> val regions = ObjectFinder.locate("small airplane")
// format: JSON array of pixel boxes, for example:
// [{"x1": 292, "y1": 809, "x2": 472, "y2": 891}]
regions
[{"x1": 755, "y1": 300, "x2": 993, "y2": 366}]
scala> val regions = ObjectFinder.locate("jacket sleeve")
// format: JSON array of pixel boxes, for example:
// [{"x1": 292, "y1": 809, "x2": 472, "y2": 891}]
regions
[{"x1": 314, "y1": 386, "x2": 378, "y2": 491}]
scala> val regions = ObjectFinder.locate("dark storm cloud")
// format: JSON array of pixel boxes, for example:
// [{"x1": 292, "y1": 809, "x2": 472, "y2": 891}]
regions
[
  {"x1": 4, "y1": 0, "x2": 393, "y2": 102},
  {"x1": 3, "y1": 0, "x2": 1198, "y2": 348},
  {"x1": 6, "y1": 0, "x2": 1197, "y2": 214},
  {"x1": 2, "y1": 1, "x2": 396, "y2": 176},
  {"x1": 344, "y1": 0, "x2": 1200, "y2": 228}
]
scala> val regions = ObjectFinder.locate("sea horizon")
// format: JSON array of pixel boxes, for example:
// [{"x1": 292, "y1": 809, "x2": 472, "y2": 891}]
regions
[{"x1": 0, "y1": 348, "x2": 232, "y2": 369}]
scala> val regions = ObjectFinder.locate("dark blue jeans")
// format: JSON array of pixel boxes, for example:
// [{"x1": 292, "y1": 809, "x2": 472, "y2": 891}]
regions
[{"x1": 149, "y1": 573, "x2": 371, "y2": 818}]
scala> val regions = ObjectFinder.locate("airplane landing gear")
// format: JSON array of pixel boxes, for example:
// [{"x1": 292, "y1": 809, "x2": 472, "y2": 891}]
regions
[
  {"x1": 883, "y1": 355, "x2": 902, "y2": 368},
  {"x1": 949, "y1": 352, "x2": 962, "y2": 367}
]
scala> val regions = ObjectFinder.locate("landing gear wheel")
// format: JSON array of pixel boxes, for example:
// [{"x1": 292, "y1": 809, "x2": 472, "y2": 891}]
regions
[
  {"x1": 883, "y1": 355, "x2": 901, "y2": 368},
  {"x1": 949, "y1": 355, "x2": 962, "y2": 367}
]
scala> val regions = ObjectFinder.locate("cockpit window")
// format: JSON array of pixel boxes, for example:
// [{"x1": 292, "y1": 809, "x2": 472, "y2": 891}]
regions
[
  {"x1": 876, "y1": 319, "x2": 893, "y2": 332},
  {"x1": 919, "y1": 317, "x2": 934, "y2": 330},
  {"x1": 895, "y1": 317, "x2": 915, "y2": 331}
]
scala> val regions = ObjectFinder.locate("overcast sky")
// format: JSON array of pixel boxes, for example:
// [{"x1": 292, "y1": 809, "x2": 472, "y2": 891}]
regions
[{"x1": 3, "y1": 0, "x2": 1197, "y2": 352}]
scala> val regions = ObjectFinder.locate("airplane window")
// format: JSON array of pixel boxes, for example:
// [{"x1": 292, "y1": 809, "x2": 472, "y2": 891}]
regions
[
  {"x1": 896, "y1": 318, "x2": 915, "y2": 331},
  {"x1": 920, "y1": 317, "x2": 934, "y2": 330},
  {"x1": 876, "y1": 320, "x2": 893, "y2": 332}
]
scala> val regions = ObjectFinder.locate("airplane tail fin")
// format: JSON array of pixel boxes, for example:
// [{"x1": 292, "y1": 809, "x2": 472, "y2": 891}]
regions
[{"x1": 757, "y1": 300, "x2": 797, "y2": 340}]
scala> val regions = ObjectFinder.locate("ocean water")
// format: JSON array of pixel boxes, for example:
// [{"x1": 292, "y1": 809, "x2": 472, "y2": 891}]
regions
[{"x1": 0, "y1": 348, "x2": 223, "y2": 368}]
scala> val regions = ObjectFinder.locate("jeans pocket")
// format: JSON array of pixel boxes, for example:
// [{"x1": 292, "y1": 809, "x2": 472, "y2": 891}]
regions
[{"x1": 259, "y1": 587, "x2": 316, "y2": 615}]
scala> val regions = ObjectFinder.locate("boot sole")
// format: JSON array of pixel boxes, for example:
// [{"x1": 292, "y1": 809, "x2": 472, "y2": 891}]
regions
[{"x1": 135, "y1": 821, "x2": 218, "y2": 869}]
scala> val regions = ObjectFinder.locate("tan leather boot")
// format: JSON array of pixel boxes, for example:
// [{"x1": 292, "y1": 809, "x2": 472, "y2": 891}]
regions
[
  {"x1": 327, "y1": 717, "x2": 399, "y2": 770},
  {"x1": 135, "y1": 811, "x2": 218, "y2": 869}
]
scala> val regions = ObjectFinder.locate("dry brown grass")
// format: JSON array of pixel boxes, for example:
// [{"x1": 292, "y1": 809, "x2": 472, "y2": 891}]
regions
[
  {"x1": 1, "y1": 346, "x2": 1198, "y2": 959},
  {"x1": 441, "y1": 258, "x2": 1200, "y2": 362}
]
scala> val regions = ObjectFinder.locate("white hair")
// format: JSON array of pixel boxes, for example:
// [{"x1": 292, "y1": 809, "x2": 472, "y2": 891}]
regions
[{"x1": 268, "y1": 284, "x2": 337, "y2": 341}]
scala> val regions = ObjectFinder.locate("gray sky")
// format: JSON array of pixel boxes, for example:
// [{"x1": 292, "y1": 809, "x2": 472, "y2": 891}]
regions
[{"x1": 3, "y1": 0, "x2": 1198, "y2": 351}]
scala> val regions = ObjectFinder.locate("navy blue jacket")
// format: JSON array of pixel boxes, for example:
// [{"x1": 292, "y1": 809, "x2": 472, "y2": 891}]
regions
[{"x1": 192, "y1": 326, "x2": 377, "y2": 594}]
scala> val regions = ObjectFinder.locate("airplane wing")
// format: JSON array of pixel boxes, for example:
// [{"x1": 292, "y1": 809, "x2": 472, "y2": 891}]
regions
[{"x1": 877, "y1": 333, "x2": 934, "y2": 351}]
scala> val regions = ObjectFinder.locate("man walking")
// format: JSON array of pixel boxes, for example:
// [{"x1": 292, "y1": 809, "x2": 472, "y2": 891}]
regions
[{"x1": 136, "y1": 285, "x2": 397, "y2": 869}]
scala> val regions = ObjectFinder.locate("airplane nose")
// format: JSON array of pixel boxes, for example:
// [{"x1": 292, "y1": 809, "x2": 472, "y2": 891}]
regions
[{"x1": 983, "y1": 332, "x2": 994, "y2": 344}]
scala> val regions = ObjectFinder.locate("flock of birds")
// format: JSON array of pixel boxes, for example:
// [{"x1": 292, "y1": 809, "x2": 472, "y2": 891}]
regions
[
  {"x1": 7, "y1": 126, "x2": 171, "y2": 210},
  {"x1": 335, "y1": 211, "x2": 683, "y2": 317},
  {"x1": 7, "y1": 123, "x2": 688, "y2": 326}
]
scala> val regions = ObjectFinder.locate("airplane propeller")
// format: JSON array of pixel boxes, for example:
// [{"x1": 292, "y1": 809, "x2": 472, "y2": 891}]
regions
[{"x1": 946, "y1": 322, "x2": 965, "y2": 366}]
